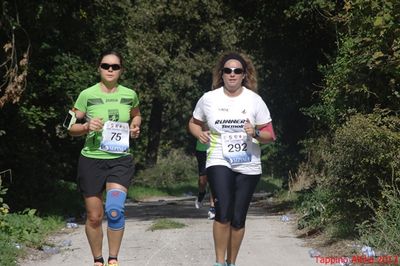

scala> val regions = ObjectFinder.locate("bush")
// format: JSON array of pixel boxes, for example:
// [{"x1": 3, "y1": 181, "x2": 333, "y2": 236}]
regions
[
  {"x1": 358, "y1": 182, "x2": 400, "y2": 254},
  {"x1": 0, "y1": 175, "x2": 10, "y2": 230},
  {"x1": 297, "y1": 111, "x2": 400, "y2": 236},
  {"x1": 0, "y1": 209, "x2": 62, "y2": 266},
  {"x1": 324, "y1": 112, "x2": 400, "y2": 225},
  {"x1": 296, "y1": 187, "x2": 338, "y2": 229},
  {"x1": 133, "y1": 148, "x2": 197, "y2": 188},
  {"x1": 2, "y1": 209, "x2": 61, "y2": 248}
]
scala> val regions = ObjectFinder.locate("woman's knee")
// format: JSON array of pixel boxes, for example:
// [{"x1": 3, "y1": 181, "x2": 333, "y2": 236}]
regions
[
  {"x1": 86, "y1": 212, "x2": 103, "y2": 227},
  {"x1": 214, "y1": 220, "x2": 231, "y2": 229}
]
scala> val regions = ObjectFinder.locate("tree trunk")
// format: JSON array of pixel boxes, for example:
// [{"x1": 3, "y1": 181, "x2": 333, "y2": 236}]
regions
[{"x1": 145, "y1": 97, "x2": 163, "y2": 166}]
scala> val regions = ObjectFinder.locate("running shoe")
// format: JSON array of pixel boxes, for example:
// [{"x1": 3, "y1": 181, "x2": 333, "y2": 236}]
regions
[
  {"x1": 195, "y1": 198, "x2": 203, "y2": 209},
  {"x1": 208, "y1": 207, "x2": 216, "y2": 220},
  {"x1": 195, "y1": 191, "x2": 206, "y2": 209}
]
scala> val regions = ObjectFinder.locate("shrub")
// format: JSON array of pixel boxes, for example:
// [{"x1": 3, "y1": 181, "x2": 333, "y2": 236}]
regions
[
  {"x1": 2, "y1": 209, "x2": 61, "y2": 248},
  {"x1": 297, "y1": 111, "x2": 400, "y2": 236},
  {"x1": 0, "y1": 209, "x2": 62, "y2": 266},
  {"x1": 133, "y1": 148, "x2": 197, "y2": 188},
  {"x1": 324, "y1": 112, "x2": 400, "y2": 225},
  {"x1": 358, "y1": 181, "x2": 400, "y2": 254},
  {"x1": 0, "y1": 175, "x2": 10, "y2": 230},
  {"x1": 296, "y1": 187, "x2": 339, "y2": 230}
]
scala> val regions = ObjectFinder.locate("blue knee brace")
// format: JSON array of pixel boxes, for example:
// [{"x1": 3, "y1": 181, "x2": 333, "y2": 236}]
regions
[{"x1": 105, "y1": 189, "x2": 127, "y2": 230}]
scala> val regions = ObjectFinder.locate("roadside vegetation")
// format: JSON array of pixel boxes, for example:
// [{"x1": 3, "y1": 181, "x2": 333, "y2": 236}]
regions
[{"x1": 0, "y1": 178, "x2": 65, "y2": 266}]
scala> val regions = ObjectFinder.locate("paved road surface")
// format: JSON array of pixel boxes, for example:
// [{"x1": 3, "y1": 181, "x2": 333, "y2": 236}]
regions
[{"x1": 19, "y1": 197, "x2": 318, "y2": 266}]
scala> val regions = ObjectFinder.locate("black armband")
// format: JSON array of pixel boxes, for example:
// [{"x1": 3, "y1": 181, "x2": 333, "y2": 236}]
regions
[{"x1": 76, "y1": 117, "x2": 87, "y2": 124}]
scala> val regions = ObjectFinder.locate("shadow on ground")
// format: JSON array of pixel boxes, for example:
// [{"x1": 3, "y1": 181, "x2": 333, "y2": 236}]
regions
[
  {"x1": 124, "y1": 199, "x2": 208, "y2": 220},
  {"x1": 121, "y1": 192, "x2": 283, "y2": 221}
]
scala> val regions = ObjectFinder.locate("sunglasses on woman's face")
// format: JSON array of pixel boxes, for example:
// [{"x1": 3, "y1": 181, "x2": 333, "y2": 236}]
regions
[
  {"x1": 100, "y1": 63, "x2": 121, "y2": 71},
  {"x1": 223, "y1": 67, "x2": 244, "y2": 75}
]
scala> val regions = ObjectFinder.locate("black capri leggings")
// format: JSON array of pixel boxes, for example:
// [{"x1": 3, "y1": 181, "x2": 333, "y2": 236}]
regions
[{"x1": 207, "y1": 165, "x2": 260, "y2": 229}]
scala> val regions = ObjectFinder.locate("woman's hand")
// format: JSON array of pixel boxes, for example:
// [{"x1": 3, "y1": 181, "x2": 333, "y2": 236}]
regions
[
  {"x1": 244, "y1": 118, "x2": 255, "y2": 137},
  {"x1": 198, "y1": 130, "x2": 210, "y2": 144},
  {"x1": 87, "y1": 117, "x2": 104, "y2": 132},
  {"x1": 130, "y1": 124, "x2": 140, "y2": 138}
]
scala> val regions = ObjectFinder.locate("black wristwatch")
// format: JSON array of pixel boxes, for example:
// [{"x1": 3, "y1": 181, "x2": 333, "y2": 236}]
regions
[{"x1": 254, "y1": 129, "x2": 261, "y2": 138}]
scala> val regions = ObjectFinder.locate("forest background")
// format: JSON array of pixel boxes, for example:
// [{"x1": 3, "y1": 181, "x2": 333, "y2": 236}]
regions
[{"x1": 1, "y1": 0, "x2": 400, "y2": 262}]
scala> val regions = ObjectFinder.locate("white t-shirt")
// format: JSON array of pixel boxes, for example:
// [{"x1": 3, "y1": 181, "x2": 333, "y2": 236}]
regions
[{"x1": 193, "y1": 86, "x2": 272, "y2": 175}]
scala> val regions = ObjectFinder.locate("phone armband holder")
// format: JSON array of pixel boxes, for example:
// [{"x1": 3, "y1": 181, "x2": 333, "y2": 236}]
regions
[{"x1": 63, "y1": 110, "x2": 77, "y2": 130}]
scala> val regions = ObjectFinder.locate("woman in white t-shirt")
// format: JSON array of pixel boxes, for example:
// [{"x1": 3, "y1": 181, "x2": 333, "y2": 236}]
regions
[{"x1": 188, "y1": 52, "x2": 276, "y2": 266}]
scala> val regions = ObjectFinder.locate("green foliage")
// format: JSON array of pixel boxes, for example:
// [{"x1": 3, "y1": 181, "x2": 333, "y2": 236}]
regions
[
  {"x1": 0, "y1": 174, "x2": 10, "y2": 230},
  {"x1": 124, "y1": 0, "x2": 239, "y2": 164},
  {"x1": 325, "y1": 112, "x2": 400, "y2": 220},
  {"x1": 256, "y1": 175, "x2": 282, "y2": 194},
  {"x1": 358, "y1": 182, "x2": 400, "y2": 254},
  {"x1": 296, "y1": 187, "x2": 339, "y2": 231},
  {"x1": 298, "y1": 112, "x2": 400, "y2": 236},
  {"x1": 229, "y1": 1, "x2": 337, "y2": 178},
  {"x1": 2, "y1": 209, "x2": 62, "y2": 247},
  {"x1": 133, "y1": 149, "x2": 197, "y2": 188},
  {"x1": 0, "y1": 232, "x2": 20, "y2": 266},
  {"x1": 260, "y1": 142, "x2": 281, "y2": 177},
  {"x1": 299, "y1": 0, "x2": 400, "y2": 128},
  {"x1": 289, "y1": 0, "x2": 400, "y2": 247},
  {"x1": 0, "y1": 173, "x2": 18, "y2": 266},
  {"x1": 0, "y1": 210, "x2": 63, "y2": 266}
]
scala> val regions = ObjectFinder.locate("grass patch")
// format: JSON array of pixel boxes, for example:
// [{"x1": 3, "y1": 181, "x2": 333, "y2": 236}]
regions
[
  {"x1": 128, "y1": 186, "x2": 169, "y2": 201},
  {"x1": 128, "y1": 180, "x2": 197, "y2": 201},
  {"x1": 148, "y1": 218, "x2": 186, "y2": 231}
]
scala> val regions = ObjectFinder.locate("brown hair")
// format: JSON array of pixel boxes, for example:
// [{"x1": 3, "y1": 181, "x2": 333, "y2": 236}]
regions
[
  {"x1": 211, "y1": 51, "x2": 258, "y2": 92},
  {"x1": 97, "y1": 50, "x2": 124, "y2": 68}
]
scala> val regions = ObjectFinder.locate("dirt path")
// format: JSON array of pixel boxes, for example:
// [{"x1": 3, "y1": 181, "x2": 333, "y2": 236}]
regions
[{"x1": 18, "y1": 196, "x2": 317, "y2": 266}]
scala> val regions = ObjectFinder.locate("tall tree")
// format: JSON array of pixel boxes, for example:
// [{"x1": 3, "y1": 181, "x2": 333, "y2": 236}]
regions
[
  {"x1": 296, "y1": 0, "x2": 400, "y2": 127},
  {"x1": 124, "y1": 0, "x2": 238, "y2": 165},
  {"x1": 0, "y1": 0, "x2": 134, "y2": 211},
  {"x1": 226, "y1": 0, "x2": 336, "y2": 176}
]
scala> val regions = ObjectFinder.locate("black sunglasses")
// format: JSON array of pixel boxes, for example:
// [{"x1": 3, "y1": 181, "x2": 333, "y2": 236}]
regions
[
  {"x1": 100, "y1": 63, "x2": 121, "y2": 71},
  {"x1": 223, "y1": 67, "x2": 244, "y2": 75}
]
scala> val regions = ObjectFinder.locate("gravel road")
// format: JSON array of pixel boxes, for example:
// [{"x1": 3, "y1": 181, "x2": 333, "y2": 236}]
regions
[{"x1": 18, "y1": 196, "x2": 317, "y2": 266}]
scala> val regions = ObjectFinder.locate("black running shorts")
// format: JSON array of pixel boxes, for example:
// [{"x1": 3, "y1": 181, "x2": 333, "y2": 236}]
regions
[
  {"x1": 207, "y1": 165, "x2": 260, "y2": 229},
  {"x1": 77, "y1": 154, "x2": 135, "y2": 196}
]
